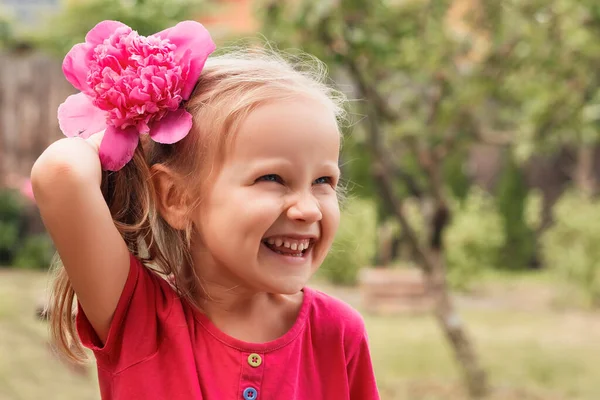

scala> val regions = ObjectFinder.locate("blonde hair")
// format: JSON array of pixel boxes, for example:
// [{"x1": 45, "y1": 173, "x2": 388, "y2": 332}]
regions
[{"x1": 48, "y1": 46, "x2": 348, "y2": 363}]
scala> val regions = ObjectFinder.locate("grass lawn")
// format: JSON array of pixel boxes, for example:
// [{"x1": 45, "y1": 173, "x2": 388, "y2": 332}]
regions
[{"x1": 1, "y1": 268, "x2": 599, "y2": 400}]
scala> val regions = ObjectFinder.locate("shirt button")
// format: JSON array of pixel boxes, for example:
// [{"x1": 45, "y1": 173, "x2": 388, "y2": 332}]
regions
[
  {"x1": 247, "y1": 353, "x2": 262, "y2": 368},
  {"x1": 243, "y1": 387, "x2": 258, "y2": 400}
]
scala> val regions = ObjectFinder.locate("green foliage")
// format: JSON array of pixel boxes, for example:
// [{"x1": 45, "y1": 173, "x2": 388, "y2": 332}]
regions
[
  {"x1": 0, "y1": 222, "x2": 19, "y2": 265},
  {"x1": 541, "y1": 190, "x2": 600, "y2": 307},
  {"x1": 263, "y1": 0, "x2": 494, "y2": 141},
  {"x1": 399, "y1": 198, "x2": 425, "y2": 240},
  {"x1": 496, "y1": 155, "x2": 536, "y2": 270},
  {"x1": 0, "y1": 189, "x2": 21, "y2": 222},
  {"x1": 0, "y1": 189, "x2": 24, "y2": 265},
  {"x1": 0, "y1": 8, "x2": 14, "y2": 49},
  {"x1": 259, "y1": 0, "x2": 600, "y2": 195},
  {"x1": 340, "y1": 137, "x2": 377, "y2": 200},
  {"x1": 0, "y1": 189, "x2": 53, "y2": 269},
  {"x1": 444, "y1": 188, "x2": 505, "y2": 291},
  {"x1": 442, "y1": 149, "x2": 471, "y2": 202},
  {"x1": 319, "y1": 198, "x2": 377, "y2": 285},
  {"x1": 13, "y1": 234, "x2": 55, "y2": 270},
  {"x1": 32, "y1": 0, "x2": 216, "y2": 56},
  {"x1": 498, "y1": 0, "x2": 600, "y2": 159}
]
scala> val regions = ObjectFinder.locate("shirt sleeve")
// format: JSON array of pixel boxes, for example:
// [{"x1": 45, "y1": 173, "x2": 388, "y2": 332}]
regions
[
  {"x1": 76, "y1": 253, "x2": 175, "y2": 373},
  {"x1": 347, "y1": 327, "x2": 380, "y2": 400}
]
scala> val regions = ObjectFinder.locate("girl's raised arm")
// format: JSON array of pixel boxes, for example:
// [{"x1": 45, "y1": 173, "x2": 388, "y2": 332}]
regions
[{"x1": 31, "y1": 134, "x2": 129, "y2": 344}]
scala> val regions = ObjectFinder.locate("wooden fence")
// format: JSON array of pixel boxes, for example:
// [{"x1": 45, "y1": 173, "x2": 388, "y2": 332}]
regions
[{"x1": 0, "y1": 50, "x2": 75, "y2": 185}]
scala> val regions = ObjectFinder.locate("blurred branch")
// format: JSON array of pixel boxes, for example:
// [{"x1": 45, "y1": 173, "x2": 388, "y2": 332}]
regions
[
  {"x1": 393, "y1": 165, "x2": 424, "y2": 199},
  {"x1": 317, "y1": 15, "x2": 400, "y2": 122},
  {"x1": 314, "y1": 11, "x2": 429, "y2": 250},
  {"x1": 371, "y1": 159, "x2": 432, "y2": 271},
  {"x1": 319, "y1": 12, "x2": 430, "y2": 202},
  {"x1": 469, "y1": 112, "x2": 514, "y2": 146},
  {"x1": 31, "y1": 0, "x2": 216, "y2": 56}
]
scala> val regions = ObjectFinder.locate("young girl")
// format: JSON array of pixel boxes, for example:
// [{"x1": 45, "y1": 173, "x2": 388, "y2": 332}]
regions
[{"x1": 32, "y1": 20, "x2": 379, "y2": 399}]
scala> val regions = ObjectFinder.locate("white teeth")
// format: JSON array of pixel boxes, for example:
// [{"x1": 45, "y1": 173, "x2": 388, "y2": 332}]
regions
[{"x1": 265, "y1": 237, "x2": 312, "y2": 252}]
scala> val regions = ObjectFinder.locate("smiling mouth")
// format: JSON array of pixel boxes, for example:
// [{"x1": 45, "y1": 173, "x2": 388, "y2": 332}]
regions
[{"x1": 262, "y1": 238, "x2": 314, "y2": 257}]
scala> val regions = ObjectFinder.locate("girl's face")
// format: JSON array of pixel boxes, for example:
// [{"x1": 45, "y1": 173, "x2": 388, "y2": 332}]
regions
[{"x1": 191, "y1": 97, "x2": 341, "y2": 295}]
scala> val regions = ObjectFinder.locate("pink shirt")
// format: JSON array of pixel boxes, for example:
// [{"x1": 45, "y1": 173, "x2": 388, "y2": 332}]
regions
[{"x1": 76, "y1": 254, "x2": 380, "y2": 399}]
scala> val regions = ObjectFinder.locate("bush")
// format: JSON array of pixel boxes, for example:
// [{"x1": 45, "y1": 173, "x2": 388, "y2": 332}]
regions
[
  {"x1": 525, "y1": 188, "x2": 543, "y2": 232},
  {"x1": 13, "y1": 234, "x2": 55, "y2": 270},
  {"x1": 0, "y1": 7, "x2": 16, "y2": 48},
  {"x1": 32, "y1": 0, "x2": 210, "y2": 56},
  {"x1": 444, "y1": 188, "x2": 505, "y2": 290},
  {"x1": 496, "y1": 155, "x2": 536, "y2": 269},
  {"x1": 318, "y1": 198, "x2": 377, "y2": 285},
  {"x1": 541, "y1": 190, "x2": 600, "y2": 307},
  {"x1": 443, "y1": 148, "x2": 471, "y2": 202},
  {"x1": 0, "y1": 189, "x2": 24, "y2": 265},
  {"x1": 0, "y1": 188, "x2": 53, "y2": 269}
]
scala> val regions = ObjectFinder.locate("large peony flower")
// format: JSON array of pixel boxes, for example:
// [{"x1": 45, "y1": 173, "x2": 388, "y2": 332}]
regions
[{"x1": 57, "y1": 20, "x2": 216, "y2": 171}]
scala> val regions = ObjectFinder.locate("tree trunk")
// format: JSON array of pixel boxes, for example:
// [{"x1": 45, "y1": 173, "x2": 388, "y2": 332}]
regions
[
  {"x1": 574, "y1": 145, "x2": 596, "y2": 196},
  {"x1": 375, "y1": 220, "x2": 394, "y2": 267},
  {"x1": 425, "y1": 248, "x2": 488, "y2": 398},
  {"x1": 373, "y1": 162, "x2": 489, "y2": 399}
]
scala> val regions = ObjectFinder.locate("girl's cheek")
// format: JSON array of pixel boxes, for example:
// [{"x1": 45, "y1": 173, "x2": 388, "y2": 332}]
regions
[{"x1": 323, "y1": 195, "x2": 341, "y2": 221}]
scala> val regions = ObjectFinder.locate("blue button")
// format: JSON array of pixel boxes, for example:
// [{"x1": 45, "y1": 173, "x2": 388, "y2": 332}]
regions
[{"x1": 243, "y1": 387, "x2": 258, "y2": 400}]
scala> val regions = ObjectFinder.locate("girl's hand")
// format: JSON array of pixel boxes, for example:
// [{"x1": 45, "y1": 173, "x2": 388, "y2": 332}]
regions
[{"x1": 84, "y1": 130, "x2": 105, "y2": 154}]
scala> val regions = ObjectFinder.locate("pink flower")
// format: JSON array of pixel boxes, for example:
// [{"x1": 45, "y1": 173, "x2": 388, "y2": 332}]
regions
[
  {"x1": 57, "y1": 20, "x2": 216, "y2": 171},
  {"x1": 20, "y1": 179, "x2": 35, "y2": 203}
]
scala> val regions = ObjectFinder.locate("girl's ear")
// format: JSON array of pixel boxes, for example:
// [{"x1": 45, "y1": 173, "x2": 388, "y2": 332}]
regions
[{"x1": 151, "y1": 164, "x2": 190, "y2": 230}]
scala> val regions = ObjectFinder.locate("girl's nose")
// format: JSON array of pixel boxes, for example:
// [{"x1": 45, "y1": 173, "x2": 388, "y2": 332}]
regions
[{"x1": 286, "y1": 193, "x2": 322, "y2": 223}]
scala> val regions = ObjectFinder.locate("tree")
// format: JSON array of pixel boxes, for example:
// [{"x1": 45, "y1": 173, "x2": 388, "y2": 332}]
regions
[
  {"x1": 472, "y1": 0, "x2": 600, "y2": 245},
  {"x1": 31, "y1": 0, "x2": 217, "y2": 56},
  {"x1": 496, "y1": 153, "x2": 536, "y2": 269},
  {"x1": 0, "y1": 7, "x2": 16, "y2": 49}
]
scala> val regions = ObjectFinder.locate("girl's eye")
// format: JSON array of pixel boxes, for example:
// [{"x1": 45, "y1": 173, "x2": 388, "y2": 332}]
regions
[
  {"x1": 314, "y1": 176, "x2": 333, "y2": 185},
  {"x1": 256, "y1": 174, "x2": 283, "y2": 184}
]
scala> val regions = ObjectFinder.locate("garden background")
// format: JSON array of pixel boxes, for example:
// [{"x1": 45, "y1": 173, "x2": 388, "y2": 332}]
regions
[{"x1": 1, "y1": 0, "x2": 599, "y2": 399}]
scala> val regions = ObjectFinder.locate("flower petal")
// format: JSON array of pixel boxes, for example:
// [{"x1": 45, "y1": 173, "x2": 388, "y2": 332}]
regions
[
  {"x1": 62, "y1": 43, "x2": 93, "y2": 93},
  {"x1": 152, "y1": 21, "x2": 215, "y2": 99},
  {"x1": 149, "y1": 109, "x2": 192, "y2": 144},
  {"x1": 99, "y1": 126, "x2": 139, "y2": 171},
  {"x1": 85, "y1": 20, "x2": 130, "y2": 46},
  {"x1": 57, "y1": 93, "x2": 107, "y2": 138},
  {"x1": 20, "y1": 179, "x2": 35, "y2": 203}
]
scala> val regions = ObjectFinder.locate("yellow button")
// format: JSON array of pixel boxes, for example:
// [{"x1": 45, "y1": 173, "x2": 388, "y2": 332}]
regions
[{"x1": 248, "y1": 353, "x2": 262, "y2": 367}]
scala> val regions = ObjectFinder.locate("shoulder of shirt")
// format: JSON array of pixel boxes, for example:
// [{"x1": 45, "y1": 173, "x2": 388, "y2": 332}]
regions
[
  {"x1": 134, "y1": 257, "x2": 180, "y2": 310},
  {"x1": 306, "y1": 286, "x2": 367, "y2": 340}
]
